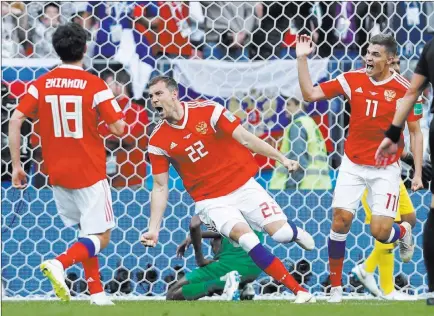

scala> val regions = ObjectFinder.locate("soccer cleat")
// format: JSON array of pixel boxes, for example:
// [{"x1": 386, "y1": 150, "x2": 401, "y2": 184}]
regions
[
  {"x1": 40, "y1": 259, "x2": 70, "y2": 302},
  {"x1": 222, "y1": 271, "x2": 241, "y2": 301},
  {"x1": 398, "y1": 222, "x2": 414, "y2": 263},
  {"x1": 383, "y1": 290, "x2": 417, "y2": 301},
  {"x1": 351, "y1": 264, "x2": 382, "y2": 297},
  {"x1": 295, "y1": 228, "x2": 315, "y2": 251},
  {"x1": 294, "y1": 291, "x2": 316, "y2": 304},
  {"x1": 240, "y1": 283, "x2": 255, "y2": 300},
  {"x1": 328, "y1": 286, "x2": 343, "y2": 303},
  {"x1": 90, "y1": 292, "x2": 115, "y2": 306}
]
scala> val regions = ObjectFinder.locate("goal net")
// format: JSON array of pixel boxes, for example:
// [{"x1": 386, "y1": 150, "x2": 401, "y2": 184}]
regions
[{"x1": 1, "y1": 1, "x2": 433, "y2": 299}]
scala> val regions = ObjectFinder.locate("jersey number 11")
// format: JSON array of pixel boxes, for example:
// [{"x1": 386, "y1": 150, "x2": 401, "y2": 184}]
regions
[{"x1": 365, "y1": 99, "x2": 379, "y2": 118}]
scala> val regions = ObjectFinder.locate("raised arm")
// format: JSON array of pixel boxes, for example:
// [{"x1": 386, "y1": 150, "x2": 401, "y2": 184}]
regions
[{"x1": 296, "y1": 34, "x2": 327, "y2": 102}]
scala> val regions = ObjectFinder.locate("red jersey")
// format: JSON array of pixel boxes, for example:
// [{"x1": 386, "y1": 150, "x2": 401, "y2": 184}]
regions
[
  {"x1": 319, "y1": 69, "x2": 422, "y2": 166},
  {"x1": 148, "y1": 100, "x2": 259, "y2": 201},
  {"x1": 98, "y1": 97, "x2": 149, "y2": 187},
  {"x1": 17, "y1": 64, "x2": 123, "y2": 189}
]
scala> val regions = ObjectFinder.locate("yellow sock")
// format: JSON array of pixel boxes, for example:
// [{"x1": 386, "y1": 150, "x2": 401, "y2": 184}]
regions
[
  {"x1": 364, "y1": 241, "x2": 381, "y2": 273},
  {"x1": 377, "y1": 241, "x2": 395, "y2": 295}
]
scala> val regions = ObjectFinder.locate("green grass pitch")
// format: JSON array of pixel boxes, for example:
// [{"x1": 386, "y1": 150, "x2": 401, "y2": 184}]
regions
[{"x1": 2, "y1": 300, "x2": 433, "y2": 316}]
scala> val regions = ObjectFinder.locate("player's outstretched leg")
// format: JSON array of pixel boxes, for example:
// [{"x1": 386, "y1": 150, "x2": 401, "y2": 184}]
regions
[
  {"x1": 264, "y1": 220, "x2": 315, "y2": 251},
  {"x1": 231, "y1": 223, "x2": 316, "y2": 304}
]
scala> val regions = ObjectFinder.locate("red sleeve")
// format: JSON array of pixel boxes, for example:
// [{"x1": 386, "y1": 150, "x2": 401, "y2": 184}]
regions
[
  {"x1": 149, "y1": 153, "x2": 169, "y2": 175},
  {"x1": 216, "y1": 109, "x2": 241, "y2": 135},
  {"x1": 16, "y1": 84, "x2": 39, "y2": 119},
  {"x1": 93, "y1": 80, "x2": 123, "y2": 124},
  {"x1": 319, "y1": 77, "x2": 346, "y2": 99}
]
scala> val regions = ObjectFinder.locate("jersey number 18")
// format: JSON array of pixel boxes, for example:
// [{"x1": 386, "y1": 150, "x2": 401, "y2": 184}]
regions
[{"x1": 46, "y1": 95, "x2": 83, "y2": 139}]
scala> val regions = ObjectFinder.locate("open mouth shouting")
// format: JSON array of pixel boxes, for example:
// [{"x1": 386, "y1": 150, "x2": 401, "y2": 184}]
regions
[
  {"x1": 366, "y1": 62, "x2": 374, "y2": 74},
  {"x1": 154, "y1": 105, "x2": 164, "y2": 116}
]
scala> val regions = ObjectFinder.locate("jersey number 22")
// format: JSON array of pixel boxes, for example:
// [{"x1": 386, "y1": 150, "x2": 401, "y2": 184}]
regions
[{"x1": 185, "y1": 141, "x2": 208, "y2": 163}]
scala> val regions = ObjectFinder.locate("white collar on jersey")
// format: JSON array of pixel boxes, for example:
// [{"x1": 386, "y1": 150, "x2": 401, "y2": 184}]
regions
[
  {"x1": 165, "y1": 101, "x2": 189, "y2": 129},
  {"x1": 58, "y1": 64, "x2": 84, "y2": 70},
  {"x1": 369, "y1": 69, "x2": 396, "y2": 86}
]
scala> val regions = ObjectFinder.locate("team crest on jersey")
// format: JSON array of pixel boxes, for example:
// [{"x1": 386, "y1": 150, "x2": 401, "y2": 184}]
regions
[
  {"x1": 384, "y1": 90, "x2": 396, "y2": 102},
  {"x1": 195, "y1": 121, "x2": 208, "y2": 134}
]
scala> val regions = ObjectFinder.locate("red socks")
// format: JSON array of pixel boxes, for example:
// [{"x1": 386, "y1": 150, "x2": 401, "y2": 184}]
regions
[
  {"x1": 56, "y1": 242, "x2": 91, "y2": 269},
  {"x1": 264, "y1": 258, "x2": 307, "y2": 294},
  {"x1": 83, "y1": 256, "x2": 103, "y2": 295}
]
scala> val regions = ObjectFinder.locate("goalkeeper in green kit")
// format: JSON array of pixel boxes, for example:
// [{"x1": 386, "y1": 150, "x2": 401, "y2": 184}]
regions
[{"x1": 166, "y1": 215, "x2": 262, "y2": 300}]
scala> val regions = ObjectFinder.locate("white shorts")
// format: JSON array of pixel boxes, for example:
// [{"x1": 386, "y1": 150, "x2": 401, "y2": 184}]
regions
[
  {"x1": 52, "y1": 179, "x2": 115, "y2": 237},
  {"x1": 195, "y1": 178, "x2": 287, "y2": 237},
  {"x1": 332, "y1": 154, "x2": 401, "y2": 219}
]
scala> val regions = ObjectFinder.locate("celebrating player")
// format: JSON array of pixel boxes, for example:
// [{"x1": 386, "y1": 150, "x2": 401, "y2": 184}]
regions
[
  {"x1": 352, "y1": 57, "x2": 423, "y2": 300},
  {"x1": 167, "y1": 215, "x2": 262, "y2": 301},
  {"x1": 141, "y1": 76, "x2": 316, "y2": 303},
  {"x1": 8, "y1": 23, "x2": 125, "y2": 305},
  {"x1": 297, "y1": 33, "x2": 415, "y2": 303}
]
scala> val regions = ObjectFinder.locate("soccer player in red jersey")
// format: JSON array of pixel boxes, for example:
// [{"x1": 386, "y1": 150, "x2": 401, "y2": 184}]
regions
[
  {"x1": 8, "y1": 23, "x2": 125, "y2": 305},
  {"x1": 141, "y1": 76, "x2": 316, "y2": 303},
  {"x1": 296, "y1": 33, "x2": 417, "y2": 302}
]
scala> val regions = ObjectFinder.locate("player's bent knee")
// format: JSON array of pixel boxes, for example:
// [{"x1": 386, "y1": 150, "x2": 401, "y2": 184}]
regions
[
  {"x1": 263, "y1": 220, "x2": 286, "y2": 236},
  {"x1": 370, "y1": 216, "x2": 395, "y2": 242},
  {"x1": 269, "y1": 223, "x2": 295, "y2": 243},
  {"x1": 371, "y1": 226, "x2": 392, "y2": 243},
  {"x1": 331, "y1": 208, "x2": 354, "y2": 233}
]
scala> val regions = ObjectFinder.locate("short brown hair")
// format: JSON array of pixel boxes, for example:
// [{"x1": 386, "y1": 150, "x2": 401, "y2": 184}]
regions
[
  {"x1": 148, "y1": 76, "x2": 179, "y2": 92},
  {"x1": 369, "y1": 34, "x2": 398, "y2": 55}
]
